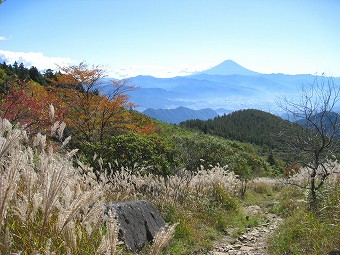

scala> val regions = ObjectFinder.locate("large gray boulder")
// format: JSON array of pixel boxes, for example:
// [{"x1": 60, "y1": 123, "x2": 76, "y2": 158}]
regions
[{"x1": 106, "y1": 200, "x2": 167, "y2": 251}]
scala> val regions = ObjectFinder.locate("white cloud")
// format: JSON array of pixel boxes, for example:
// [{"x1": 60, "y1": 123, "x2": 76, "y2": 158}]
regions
[
  {"x1": 108, "y1": 63, "x2": 210, "y2": 79},
  {"x1": 0, "y1": 36, "x2": 9, "y2": 41},
  {"x1": 0, "y1": 50, "x2": 77, "y2": 70}
]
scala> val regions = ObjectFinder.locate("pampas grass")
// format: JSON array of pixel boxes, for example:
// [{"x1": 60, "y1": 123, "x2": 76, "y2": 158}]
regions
[
  {"x1": 0, "y1": 119, "x2": 23, "y2": 226},
  {"x1": 149, "y1": 223, "x2": 178, "y2": 255},
  {"x1": 105, "y1": 164, "x2": 241, "y2": 207},
  {"x1": 0, "y1": 116, "x2": 244, "y2": 254},
  {"x1": 96, "y1": 208, "x2": 119, "y2": 255},
  {"x1": 0, "y1": 119, "x2": 112, "y2": 254}
]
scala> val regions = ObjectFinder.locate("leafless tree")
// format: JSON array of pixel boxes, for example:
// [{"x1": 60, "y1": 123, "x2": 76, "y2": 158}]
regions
[{"x1": 280, "y1": 74, "x2": 340, "y2": 210}]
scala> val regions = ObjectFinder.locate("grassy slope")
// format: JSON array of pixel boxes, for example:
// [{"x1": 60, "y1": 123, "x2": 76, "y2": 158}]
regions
[{"x1": 157, "y1": 120, "x2": 275, "y2": 168}]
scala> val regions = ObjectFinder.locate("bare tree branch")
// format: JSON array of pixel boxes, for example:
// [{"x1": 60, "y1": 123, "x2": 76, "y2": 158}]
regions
[{"x1": 279, "y1": 74, "x2": 340, "y2": 210}]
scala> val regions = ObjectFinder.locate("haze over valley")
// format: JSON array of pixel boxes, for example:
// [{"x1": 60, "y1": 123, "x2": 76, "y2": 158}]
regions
[{"x1": 99, "y1": 60, "x2": 340, "y2": 123}]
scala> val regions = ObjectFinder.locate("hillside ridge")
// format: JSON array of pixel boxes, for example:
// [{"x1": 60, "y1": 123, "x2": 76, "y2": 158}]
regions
[
  {"x1": 143, "y1": 106, "x2": 218, "y2": 124},
  {"x1": 180, "y1": 109, "x2": 292, "y2": 149}
]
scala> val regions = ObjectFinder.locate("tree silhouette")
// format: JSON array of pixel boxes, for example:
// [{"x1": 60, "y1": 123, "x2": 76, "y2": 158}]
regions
[{"x1": 280, "y1": 75, "x2": 340, "y2": 210}]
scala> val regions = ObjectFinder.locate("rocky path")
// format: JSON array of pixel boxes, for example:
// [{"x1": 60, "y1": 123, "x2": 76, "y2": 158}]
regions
[{"x1": 210, "y1": 205, "x2": 283, "y2": 255}]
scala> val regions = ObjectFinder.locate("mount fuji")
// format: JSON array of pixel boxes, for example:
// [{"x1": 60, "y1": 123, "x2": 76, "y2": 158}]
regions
[{"x1": 196, "y1": 59, "x2": 260, "y2": 76}]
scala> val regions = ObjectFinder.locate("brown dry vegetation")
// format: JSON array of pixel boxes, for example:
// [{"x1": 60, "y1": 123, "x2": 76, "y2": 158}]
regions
[{"x1": 0, "y1": 118, "x2": 247, "y2": 254}]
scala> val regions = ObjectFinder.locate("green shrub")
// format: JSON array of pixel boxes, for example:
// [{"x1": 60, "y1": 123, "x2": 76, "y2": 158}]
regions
[
  {"x1": 160, "y1": 203, "x2": 219, "y2": 254},
  {"x1": 251, "y1": 182, "x2": 273, "y2": 195},
  {"x1": 81, "y1": 133, "x2": 179, "y2": 176},
  {"x1": 170, "y1": 133, "x2": 270, "y2": 178},
  {"x1": 211, "y1": 183, "x2": 239, "y2": 211}
]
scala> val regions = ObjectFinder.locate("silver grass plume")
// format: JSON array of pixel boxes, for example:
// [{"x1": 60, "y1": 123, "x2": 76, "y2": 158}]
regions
[
  {"x1": 96, "y1": 208, "x2": 119, "y2": 255},
  {"x1": 149, "y1": 223, "x2": 178, "y2": 255},
  {"x1": 49, "y1": 104, "x2": 55, "y2": 122}
]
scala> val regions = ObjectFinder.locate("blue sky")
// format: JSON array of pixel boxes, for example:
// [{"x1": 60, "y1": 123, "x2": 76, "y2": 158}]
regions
[{"x1": 0, "y1": 0, "x2": 339, "y2": 78}]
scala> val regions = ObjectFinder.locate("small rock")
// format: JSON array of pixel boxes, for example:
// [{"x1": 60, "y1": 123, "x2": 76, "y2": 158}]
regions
[
  {"x1": 240, "y1": 245, "x2": 254, "y2": 251},
  {"x1": 233, "y1": 244, "x2": 242, "y2": 249},
  {"x1": 228, "y1": 251, "x2": 238, "y2": 255},
  {"x1": 238, "y1": 235, "x2": 247, "y2": 241}
]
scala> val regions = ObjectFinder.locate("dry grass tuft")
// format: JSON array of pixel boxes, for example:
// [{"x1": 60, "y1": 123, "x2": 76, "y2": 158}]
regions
[
  {"x1": 104, "y1": 164, "x2": 241, "y2": 207},
  {"x1": 0, "y1": 119, "x2": 115, "y2": 254},
  {"x1": 149, "y1": 223, "x2": 178, "y2": 255}
]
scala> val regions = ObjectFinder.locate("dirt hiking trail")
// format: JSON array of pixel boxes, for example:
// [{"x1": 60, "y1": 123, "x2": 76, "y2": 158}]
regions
[{"x1": 209, "y1": 205, "x2": 283, "y2": 255}]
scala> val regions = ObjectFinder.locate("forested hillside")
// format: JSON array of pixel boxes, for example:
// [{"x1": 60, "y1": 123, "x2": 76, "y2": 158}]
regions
[
  {"x1": 180, "y1": 109, "x2": 296, "y2": 149},
  {"x1": 0, "y1": 61, "x2": 55, "y2": 87},
  {"x1": 297, "y1": 111, "x2": 340, "y2": 139}
]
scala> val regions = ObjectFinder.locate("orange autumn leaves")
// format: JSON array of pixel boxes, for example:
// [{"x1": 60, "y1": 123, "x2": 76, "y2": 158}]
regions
[{"x1": 0, "y1": 62, "x2": 155, "y2": 141}]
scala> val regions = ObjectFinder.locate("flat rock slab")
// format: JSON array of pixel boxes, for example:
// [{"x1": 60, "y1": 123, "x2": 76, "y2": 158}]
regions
[{"x1": 106, "y1": 200, "x2": 167, "y2": 251}]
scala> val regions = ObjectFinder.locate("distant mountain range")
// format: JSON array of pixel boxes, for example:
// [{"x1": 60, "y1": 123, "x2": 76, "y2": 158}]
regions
[
  {"x1": 143, "y1": 107, "x2": 219, "y2": 124},
  {"x1": 296, "y1": 111, "x2": 340, "y2": 139},
  {"x1": 99, "y1": 60, "x2": 340, "y2": 123}
]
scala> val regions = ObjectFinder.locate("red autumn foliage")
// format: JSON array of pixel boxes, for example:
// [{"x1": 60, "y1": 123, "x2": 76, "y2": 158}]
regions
[
  {"x1": 0, "y1": 80, "x2": 66, "y2": 133},
  {"x1": 0, "y1": 62, "x2": 156, "y2": 140}
]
